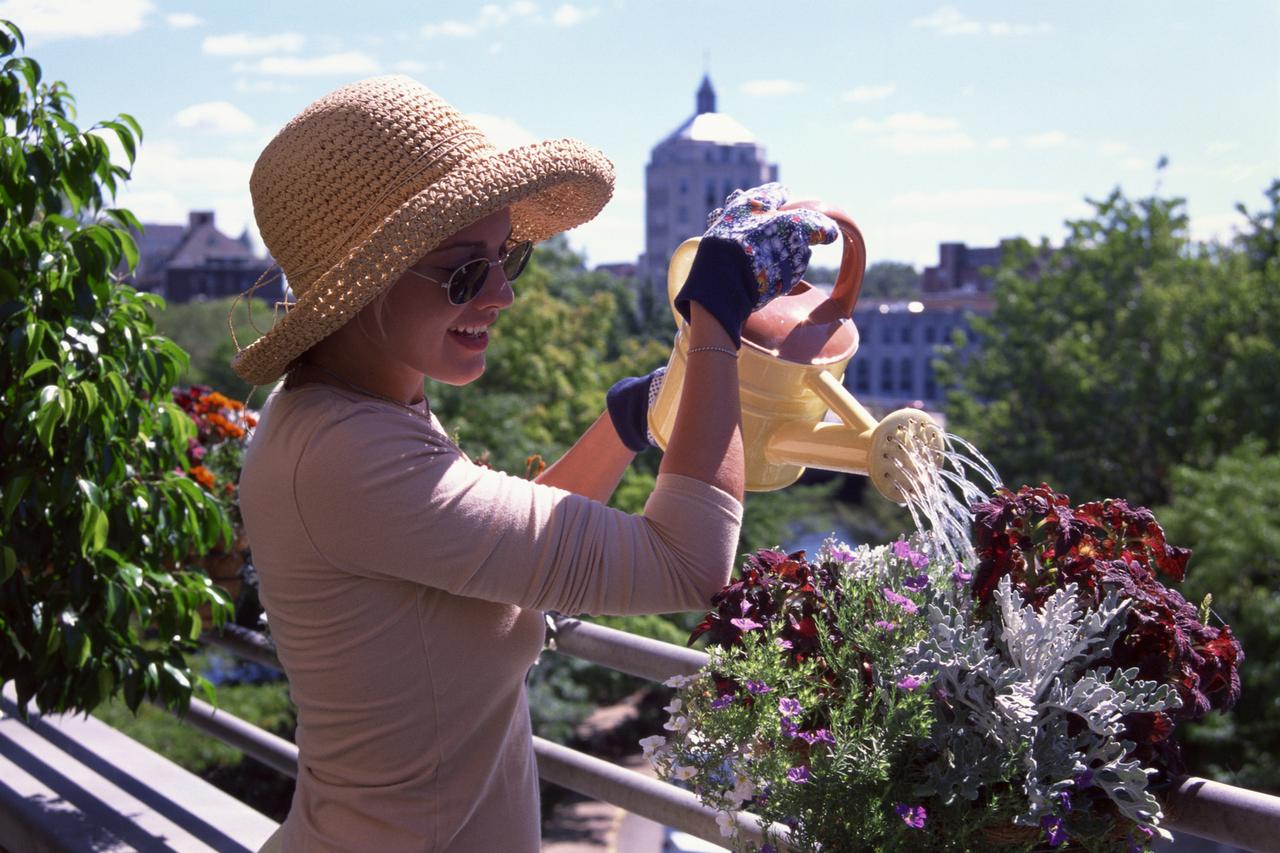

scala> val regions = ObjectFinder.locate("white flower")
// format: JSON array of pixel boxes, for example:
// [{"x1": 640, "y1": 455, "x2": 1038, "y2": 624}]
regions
[
  {"x1": 672, "y1": 764, "x2": 698, "y2": 781},
  {"x1": 731, "y1": 775, "x2": 755, "y2": 802},
  {"x1": 663, "y1": 714, "x2": 689, "y2": 733},
  {"x1": 716, "y1": 810, "x2": 738, "y2": 838},
  {"x1": 663, "y1": 674, "x2": 694, "y2": 689},
  {"x1": 663, "y1": 697, "x2": 683, "y2": 714},
  {"x1": 639, "y1": 735, "x2": 667, "y2": 759}
]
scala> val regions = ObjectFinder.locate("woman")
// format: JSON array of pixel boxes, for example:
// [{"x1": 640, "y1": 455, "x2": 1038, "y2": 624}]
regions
[{"x1": 233, "y1": 75, "x2": 835, "y2": 852}]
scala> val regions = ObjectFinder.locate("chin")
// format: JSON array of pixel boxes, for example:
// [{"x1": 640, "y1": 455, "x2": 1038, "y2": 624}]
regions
[{"x1": 432, "y1": 361, "x2": 486, "y2": 387}]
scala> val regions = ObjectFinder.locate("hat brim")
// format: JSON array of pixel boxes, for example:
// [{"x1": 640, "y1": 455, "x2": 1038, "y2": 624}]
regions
[{"x1": 231, "y1": 138, "x2": 614, "y2": 385}]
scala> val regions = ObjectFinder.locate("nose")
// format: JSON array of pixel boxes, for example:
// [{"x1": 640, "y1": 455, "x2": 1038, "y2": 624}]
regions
[{"x1": 476, "y1": 264, "x2": 515, "y2": 310}]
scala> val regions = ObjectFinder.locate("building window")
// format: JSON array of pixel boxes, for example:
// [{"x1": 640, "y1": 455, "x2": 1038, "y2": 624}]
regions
[
  {"x1": 719, "y1": 147, "x2": 730, "y2": 162},
  {"x1": 706, "y1": 179, "x2": 717, "y2": 208},
  {"x1": 679, "y1": 177, "x2": 689, "y2": 195},
  {"x1": 900, "y1": 326, "x2": 912, "y2": 344},
  {"x1": 854, "y1": 359, "x2": 869, "y2": 392},
  {"x1": 676, "y1": 205, "x2": 688, "y2": 225},
  {"x1": 723, "y1": 179, "x2": 734, "y2": 200},
  {"x1": 899, "y1": 358, "x2": 913, "y2": 393},
  {"x1": 881, "y1": 326, "x2": 893, "y2": 344},
  {"x1": 925, "y1": 325, "x2": 936, "y2": 344},
  {"x1": 924, "y1": 365, "x2": 937, "y2": 400},
  {"x1": 880, "y1": 359, "x2": 893, "y2": 393}
]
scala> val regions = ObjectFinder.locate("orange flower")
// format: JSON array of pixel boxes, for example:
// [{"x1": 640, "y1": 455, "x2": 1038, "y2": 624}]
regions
[{"x1": 190, "y1": 465, "x2": 216, "y2": 490}]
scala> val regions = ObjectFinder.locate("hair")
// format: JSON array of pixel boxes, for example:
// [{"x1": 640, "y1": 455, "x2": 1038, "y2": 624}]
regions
[{"x1": 282, "y1": 284, "x2": 397, "y2": 390}]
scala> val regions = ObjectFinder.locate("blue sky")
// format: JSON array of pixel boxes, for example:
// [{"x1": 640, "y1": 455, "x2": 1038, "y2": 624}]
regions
[{"x1": 3, "y1": 0, "x2": 1277, "y2": 270}]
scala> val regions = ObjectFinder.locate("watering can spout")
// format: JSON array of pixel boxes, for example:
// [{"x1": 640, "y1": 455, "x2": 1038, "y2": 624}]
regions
[{"x1": 647, "y1": 202, "x2": 945, "y2": 502}]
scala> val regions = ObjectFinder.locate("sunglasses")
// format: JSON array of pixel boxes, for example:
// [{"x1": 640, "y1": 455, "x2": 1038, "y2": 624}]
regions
[{"x1": 405, "y1": 240, "x2": 534, "y2": 305}]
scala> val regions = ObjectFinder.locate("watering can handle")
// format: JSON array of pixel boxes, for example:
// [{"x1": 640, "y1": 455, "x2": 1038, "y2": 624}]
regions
[{"x1": 779, "y1": 201, "x2": 867, "y2": 316}]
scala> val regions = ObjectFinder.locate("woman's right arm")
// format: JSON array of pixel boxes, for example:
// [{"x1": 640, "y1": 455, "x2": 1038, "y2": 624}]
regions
[{"x1": 658, "y1": 302, "x2": 744, "y2": 503}]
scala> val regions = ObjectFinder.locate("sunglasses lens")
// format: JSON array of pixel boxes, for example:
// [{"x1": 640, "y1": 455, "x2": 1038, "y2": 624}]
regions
[
  {"x1": 503, "y1": 241, "x2": 533, "y2": 281},
  {"x1": 447, "y1": 259, "x2": 489, "y2": 305}
]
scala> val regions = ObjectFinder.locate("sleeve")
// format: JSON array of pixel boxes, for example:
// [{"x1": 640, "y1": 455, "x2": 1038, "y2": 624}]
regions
[{"x1": 291, "y1": 408, "x2": 743, "y2": 616}]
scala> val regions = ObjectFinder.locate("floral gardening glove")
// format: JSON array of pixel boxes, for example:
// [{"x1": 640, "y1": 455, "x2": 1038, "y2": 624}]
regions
[
  {"x1": 606, "y1": 366, "x2": 666, "y2": 453},
  {"x1": 674, "y1": 182, "x2": 839, "y2": 347}
]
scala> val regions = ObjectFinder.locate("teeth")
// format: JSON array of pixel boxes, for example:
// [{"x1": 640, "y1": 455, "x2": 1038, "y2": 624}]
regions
[{"x1": 449, "y1": 325, "x2": 486, "y2": 335}]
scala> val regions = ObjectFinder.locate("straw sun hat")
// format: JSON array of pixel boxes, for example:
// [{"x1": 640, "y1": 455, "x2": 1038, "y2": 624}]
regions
[{"x1": 230, "y1": 75, "x2": 615, "y2": 385}]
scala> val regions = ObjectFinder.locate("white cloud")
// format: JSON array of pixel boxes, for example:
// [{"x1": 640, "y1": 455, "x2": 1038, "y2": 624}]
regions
[
  {"x1": 465, "y1": 113, "x2": 536, "y2": 151},
  {"x1": 203, "y1": 32, "x2": 305, "y2": 56},
  {"x1": 1189, "y1": 210, "x2": 1248, "y2": 244},
  {"x1": 234, "y1": 78, "x2": 298, "y2": 94},
  {"x1": 552, "y1": 3, "x2": 598, "y2": 27},
  {"x1": 395, "y1": 59, "x2": 429, "y2": 72},
  {"x1": 987, "y1": 136, "x2": 1011, "y2": 150},
  {"x1": 741, "y1": 79, "x2": 806, "y2": 97},
  {"x1": 890, "y1": 188, "x2": 1075, "y2": 212},
  {"x1": 232, "y1": 52, "x2": 381, "y2": 77},
  {"x1": 841, "y1": 84, "x2": 896, "y2": 102},
  {"x1": 912, "y1": 5, "x2": 1051, "y2": 37},
  {"x1": 0, "y1": 0, "x2": 154, "y2": 40},
  {"x1": 165, "y1": 12, "x2": 202, "y2": 29},
  {"x1": 1120, "y1": 157, "x2": 1149, "y2": 171},
  {"x1": 1022, "y1": 131, "x2": 1068, "y2": 149},
  {"x1": 1205, "y1": 141, "x2": 1240, "y2": 158},
  {"x1": 174, "y1": 101, "x2": 255, "y2": 135},
  {"x1": 422, "y1": 1, "x2": 540, "y2": 37},
  {"x1": 849, "y1": 112, "x2": 973, "y2": 153},
  {"x1": 1097, "y1": 140, "x2": 1130, "y2": 156}
]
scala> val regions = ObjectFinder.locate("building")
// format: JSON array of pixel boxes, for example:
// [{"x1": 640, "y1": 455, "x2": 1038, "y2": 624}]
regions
[
  {"x1": 126, "y1": 211, "x2": 278, "y2": 303},
  {"x1": 842, "y1": 292, "x2": 992, "y2": 415},
  {"x1": 921, "y1": 240, "x2": 1011, "y2": 293},
  {"x1": 638, "y1": 75, "x2": 778, "y2": 301}
]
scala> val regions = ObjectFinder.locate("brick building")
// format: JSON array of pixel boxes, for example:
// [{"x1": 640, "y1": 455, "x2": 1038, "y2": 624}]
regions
[{"x1": 126, "y1": 211, "x2": 278, "y2": 303}]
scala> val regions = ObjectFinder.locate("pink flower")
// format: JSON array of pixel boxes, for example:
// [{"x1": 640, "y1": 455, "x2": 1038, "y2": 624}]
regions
[
  {"x1": 883, "y1": 588, "x2": 919, "y2": 615},
  {"x1": 891, "y1": 540, "x2": 912, "y2": 560},
  {"x1": 787, "y1": 766, "x2": 811, "y2": 784},
  {"x1": 894, "y1": 803, "x2": 926, "y2": 828},
  {"x1": 778, "y1": 697, "x2": 802, "y2": 717},
  {"x1": 731, "y1": 617, "x2": 762, "y2": 631},
  {"x1": 898, "y1": 675, "x2": 924, "y2": 691}
]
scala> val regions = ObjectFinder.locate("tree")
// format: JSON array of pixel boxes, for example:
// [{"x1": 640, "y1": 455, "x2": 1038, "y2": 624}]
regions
[
  {"x1": 1158, "y1": 441, "x2": 1280, "y2": 792},
  {"x1": 806, "y1": 261, "x2": 919, "y2": 300},
  {"x1": 0, "y1": 22, "x2": 231, "y2": 718},
  {"x1": 939, "y1": 182, "x2": 1280, "y2": 505}
]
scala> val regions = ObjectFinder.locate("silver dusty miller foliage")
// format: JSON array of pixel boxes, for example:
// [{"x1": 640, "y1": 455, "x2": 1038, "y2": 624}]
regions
[{"x1": 903, "y1": 576, "x2": 1181, "y2": 835}]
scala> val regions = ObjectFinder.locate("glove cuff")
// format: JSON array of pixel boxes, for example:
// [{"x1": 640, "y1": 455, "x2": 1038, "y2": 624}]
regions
[
  {"x1": 607, "y1": 368, "x2": 663, "y2": 453},
  {"x1": 672, "y1": 238, "x2": 757, "y2": 348}
]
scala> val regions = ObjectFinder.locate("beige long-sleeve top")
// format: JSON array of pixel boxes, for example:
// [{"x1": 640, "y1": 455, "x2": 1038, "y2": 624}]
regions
[{"x1": 237, "y1": 383, "x2": 743, "y2": 852}]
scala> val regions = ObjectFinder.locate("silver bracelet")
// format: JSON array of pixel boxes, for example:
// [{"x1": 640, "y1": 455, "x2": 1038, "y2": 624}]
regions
[{"x1": 687, "y1": 345, "x2": 739, "y2": 358}]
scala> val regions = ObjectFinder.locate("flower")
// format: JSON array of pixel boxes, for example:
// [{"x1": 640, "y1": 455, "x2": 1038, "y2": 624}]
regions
[
  {"x1": 716, "y1": 810, "x2": 737, "y2": 838},
  {"x1": 663, "y1": 674, "x2": 695, "y2": 689},
  {"x1": 799, "y1": 728, "x2": 835, "y2": 745},
  {"x1": 746, "y1": 680, "x2": 771, "y2": 695},
  {"x1": 883, "y1": 587, "x2": 919, "y2": 615},
  {"x1": 778, "y1": 697, "x2": 802, "y2": 717},
  {"x1": 663, "y1": 698, "x2": 683, "y2": 714},
  {"x1": 672, "y1": 764, "x2": 698, "y2": 781},
  {"x1": 951, "y1": 563, "x2": 973, "y2": 585},
  {"x1": 1074, "y1": 769, "x2": 1094, "y2": 789},
  {"x1": 830, "y1": 544, "x2": 856, "y2": 562},
  {"x1": 874, "y1": 620, "x2": 897, "y2": 633},
  {"x1": 663, "y1": 715, "x2": 689, "y2": 733},
  {"x1": 903, "y1": 572, "x2": 929, "y2": 591},
  {"x1": 894, "y1": 803, "x2": 926, "y2": 828},
  {"x1": 786, "y1": 766, "x2": 810, "y2": 784},
  {"x1": 731, "y1": 617, "x2": 763, "y2": 631},
  {"x1": 781, "y1": 718, "x2": 799, "y2": 738},
  {"x1": 909, "y1": 551, "x2": 930, "y2": 569},
  {"x1": 639, "y1": 735, "x2": 667, "y2": 759},
  {"x1": 891, "y1": 540, "x2": 912, "y2": 560},
  {"x1": 1041, "y1": 815, "x2": 1067, "y2": 847},
  {"x1": 710, "y1": 694, "x2": 735, "y2": 710},
  {"x1": 897, "y1": 675, "x2": 923, "y2": 691}
]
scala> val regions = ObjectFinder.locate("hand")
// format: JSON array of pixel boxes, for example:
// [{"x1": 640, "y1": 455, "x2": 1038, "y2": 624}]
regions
[
  {"x1": 606, "y1": 366, "x2": 667, "y2": 453},
  {"x1": 674, "y1": 182, "x2": 838, "y2": 347}
]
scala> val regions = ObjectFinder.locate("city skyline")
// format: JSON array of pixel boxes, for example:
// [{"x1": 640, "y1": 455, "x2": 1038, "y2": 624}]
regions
[{"x1": 2, "y1": 0, "x2": 1276, "y2": 272}]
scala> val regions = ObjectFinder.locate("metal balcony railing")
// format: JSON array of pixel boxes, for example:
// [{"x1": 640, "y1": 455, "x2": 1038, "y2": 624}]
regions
[{"x1": 193, "y1": 620, "x2": 1279, "y2": 852}]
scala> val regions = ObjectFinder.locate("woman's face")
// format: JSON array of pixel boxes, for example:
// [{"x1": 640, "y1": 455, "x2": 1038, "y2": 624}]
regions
[{"x1": 372, "y1": 208, "x2": 517, "y2": 387}]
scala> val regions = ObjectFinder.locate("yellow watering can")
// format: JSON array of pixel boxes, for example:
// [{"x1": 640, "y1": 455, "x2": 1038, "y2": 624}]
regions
[{"x1": 647, "y1": 202, "x2": 944, "y2": 502}]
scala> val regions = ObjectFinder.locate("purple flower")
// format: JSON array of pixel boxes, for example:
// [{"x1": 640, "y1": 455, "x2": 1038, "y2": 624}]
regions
[
  {"x1": 910, "y1": 551, "x2": 930, "y2": 569},
  {"x1": 1041, "y1": 816, "x2": 1067, "y2": 847},
  {"x1": 761, "y1": 846, "x2": 777, "y2": 853},
  {"x1": 1074, "y1": 769, "x2": 1094, "y2": 789},
  {"x1": 731, "y1": 617, "x2": 763, "y2": 632},
  {"x1": 883, "y1": 588, "x2": 919, "y2": 615},
  {"x1": 891, "y1": 540, "x2": 912, "y2": 560},
  {"x1": 710, "y1": 694, "x2": 735, "y2": 710},
  {"x1": 799, "y1": 728, "x2": 835, "y2": 745},
  {"x1": 786, "y1": 766, "x2": 811, "y2": 784},
  {"x1": 951, "y1": 564, "x2": 974, "y2": 585},
  {"x1": 781, "y1": 717, "x2": 799, "y2": 738},
  {"x1": 894, "y1": 803, "x2": 927, "y2": 829},
  {"x1": 829, "y1": 545, "x2": 856, "y2": 562},
  {"x1": 903, "y1": 573, "x2": 929, "y2": 591},
  {"x1": 778, "y1": 697, "x2": 802, "y2": 717},
  {"x1": 775, "y1": 637, "x2": 794, "y2": 650},
  {"x1": 746, "y1": 680, "x2": 771, "y2": 695},
  {"x1": 874, "y1": 619, "x2": 897, "y2": 632},
  {"x1": 897, "y1": 675, "x2": 924, "y2": 691},
  {"x1": 1059, "y1": 790, "x2": 1072, "y2": 813}
]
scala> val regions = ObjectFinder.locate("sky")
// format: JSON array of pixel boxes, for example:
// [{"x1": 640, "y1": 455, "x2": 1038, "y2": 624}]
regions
[{"x1": 2, "y1": 0, "x2": 1277, "y2": 272}]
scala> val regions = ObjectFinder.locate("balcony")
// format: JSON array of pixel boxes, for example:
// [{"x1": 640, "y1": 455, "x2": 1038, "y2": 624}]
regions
[{"x1": 3, "y1": 619, "x2": 1278, "y2": 852}]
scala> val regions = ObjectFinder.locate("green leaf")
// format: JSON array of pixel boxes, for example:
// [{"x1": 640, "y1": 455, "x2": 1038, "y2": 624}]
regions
[
  {"x1": 21, "y1": 358, "x2": 56, "y2": 380},
  {"x1": 98, "y1": 119, "x2": 136, "y2": 166},
  {"x1": 106, "y1": 207, "x2": 143, "y2": 234},
  {"x1": 1, "y1": 545, "x2": 16, "y2": 583},
  {"x1": 2, "y1": 471, "x2": 32, "y2": 522},
  {"x1": 117, "y1": 112, "x2": 143, "y2": 144},
  {"x1": 79, "y1": 505, "x2": 109, "y2": 555}
]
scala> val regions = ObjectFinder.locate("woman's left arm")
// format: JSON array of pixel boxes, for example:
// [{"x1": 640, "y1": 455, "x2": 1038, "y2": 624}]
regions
[{"x1": 534, "y1": 410, "x2": 635, "y2": 502}]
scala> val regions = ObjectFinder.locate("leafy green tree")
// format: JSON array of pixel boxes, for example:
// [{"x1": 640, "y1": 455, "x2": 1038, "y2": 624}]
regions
[
  {"x1": 1157, "y1": 440, "x2": 1280, "y2": 792},
  {"x1": 146, "y1": 295, "x2": 264, "y2": 400},
  {"x1": 940, "y1": 182, "x2": 1280, "y2": 505},
  {"x1": 0, "y1": 22, "x2": 231, "y2": 718}
]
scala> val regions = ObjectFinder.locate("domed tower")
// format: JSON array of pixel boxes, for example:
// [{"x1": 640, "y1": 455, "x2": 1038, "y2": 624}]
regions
[{"x1": 638, "y1": 75, "x2": 779, "y2": 301}]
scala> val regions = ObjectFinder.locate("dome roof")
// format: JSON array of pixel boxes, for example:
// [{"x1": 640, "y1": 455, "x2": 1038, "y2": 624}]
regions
[{"x1": 662, "y1": 111, "x2": 757, "y2": 145}]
